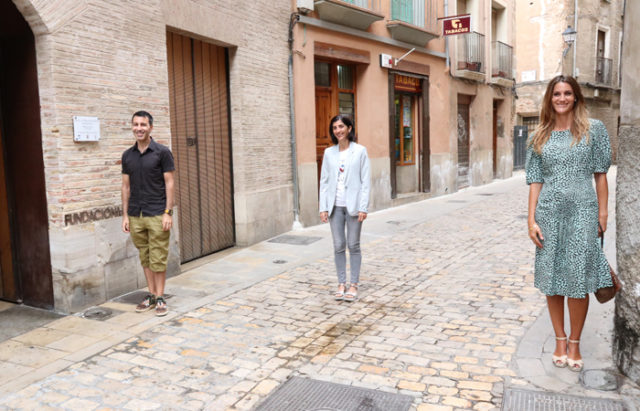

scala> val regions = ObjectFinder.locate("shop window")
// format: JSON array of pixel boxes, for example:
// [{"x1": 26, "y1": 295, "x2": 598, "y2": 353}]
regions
[
  {"x1": 395, "y1": 94, "x2": 415, "y2": 165},
  {"x1": 393, "y1": 74, "x2": 421, "y2": 166}
]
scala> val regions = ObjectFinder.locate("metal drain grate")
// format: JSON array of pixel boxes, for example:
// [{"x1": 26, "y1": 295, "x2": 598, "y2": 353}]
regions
[
  {"x1": 502, "y1": 388, "x2": 625, "y2": 411},
  {"x1": 268, "y1": 235, "x2": 322, "y2": 246},
  {"x1": 581, "y1": 369, "x2": 620, "y2": 391},
  {"x1": 256, "y1": 377, "x2": 413, "y2": 411},
  {"x1": 82, "y1": 307, "x2": 121, "y2": 321}
]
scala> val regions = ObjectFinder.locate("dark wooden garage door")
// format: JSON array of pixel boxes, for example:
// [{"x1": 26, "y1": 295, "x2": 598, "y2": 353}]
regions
[{"x1": 166, "y1": 32, "x2": 234, "y2": 263}]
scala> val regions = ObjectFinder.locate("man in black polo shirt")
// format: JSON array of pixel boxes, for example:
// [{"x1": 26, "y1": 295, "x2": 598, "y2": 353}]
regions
[{"x1": 121, "y1": 111, "x2": 175, "y2": 316}]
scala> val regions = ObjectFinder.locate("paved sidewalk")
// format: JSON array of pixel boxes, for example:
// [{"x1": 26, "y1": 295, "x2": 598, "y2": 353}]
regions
[{"x1": 0, "y1": 169, "x2": 637, "y2": 410}]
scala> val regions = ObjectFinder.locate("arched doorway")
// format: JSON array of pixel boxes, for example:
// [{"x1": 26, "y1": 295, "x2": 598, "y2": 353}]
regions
[{"x1": 0, "y1": 0, "x2": 53, "y2": 308}]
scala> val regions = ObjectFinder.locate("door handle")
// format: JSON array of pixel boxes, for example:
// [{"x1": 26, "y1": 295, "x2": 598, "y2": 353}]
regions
[{"x1": 186, "y1": 136, "x2": 197, "y2": 146}]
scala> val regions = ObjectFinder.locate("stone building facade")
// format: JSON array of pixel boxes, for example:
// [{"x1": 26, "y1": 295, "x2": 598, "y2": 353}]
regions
[
  {"x1": 514, "y1": 0, "x2": 623, "y2": 160},
  {"x1": 614, "y1": 0, "x2": 640, "y2": 386},
  {"x1": 291, "y1": 0, "x2": 516, "y2": 226},
  {"x1": 0, "y1": 0, "x2": 293, "y2": 313},
  {"x1": 1, "y1": 0, "x2": 518, "y2": 313}
]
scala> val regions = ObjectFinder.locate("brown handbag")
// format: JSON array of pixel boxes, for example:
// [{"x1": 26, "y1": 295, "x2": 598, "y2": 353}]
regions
[{"x1": 595, "y1": 224, "x2": 622, "y2": 304}]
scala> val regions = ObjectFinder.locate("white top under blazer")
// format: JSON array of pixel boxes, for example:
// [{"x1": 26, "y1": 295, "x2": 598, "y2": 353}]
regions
[{"x1": 319, "y1": 142, "x2": 371, "y2": 217}]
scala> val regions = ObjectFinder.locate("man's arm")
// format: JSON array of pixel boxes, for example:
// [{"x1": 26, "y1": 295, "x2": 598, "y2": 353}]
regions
[
  {"x1": 121, "y1": 174, "x2": 130, "y2": 233},
  {"x1": 162, "y1": 171, "x2": 175, "y2": 231}
]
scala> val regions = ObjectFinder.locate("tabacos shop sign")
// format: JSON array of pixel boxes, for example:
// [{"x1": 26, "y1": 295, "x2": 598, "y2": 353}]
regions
[{"x1": 440, "y1": 14, "x2": 471, "y2": 36}]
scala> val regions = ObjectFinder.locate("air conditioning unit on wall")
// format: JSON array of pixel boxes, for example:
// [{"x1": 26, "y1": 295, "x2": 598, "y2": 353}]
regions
[{"x1": 297, "y1": 0, "x2": 314, "y2": 14}]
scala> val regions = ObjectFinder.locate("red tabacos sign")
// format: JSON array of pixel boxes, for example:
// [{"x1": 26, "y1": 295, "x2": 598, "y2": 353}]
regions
[{"x1": 441, "y1": 14, "x2": 471, "y2": 36}]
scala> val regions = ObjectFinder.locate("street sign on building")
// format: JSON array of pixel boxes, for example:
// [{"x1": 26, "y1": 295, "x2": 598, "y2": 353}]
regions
[{"x1": 439, "y1": 14, "x2": 471, "y2": 36}]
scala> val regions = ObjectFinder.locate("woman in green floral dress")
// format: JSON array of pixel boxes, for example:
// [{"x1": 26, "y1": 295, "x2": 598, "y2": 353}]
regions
[{"x1": 525, "y1": 75, "x2": 612, "y2": 372}]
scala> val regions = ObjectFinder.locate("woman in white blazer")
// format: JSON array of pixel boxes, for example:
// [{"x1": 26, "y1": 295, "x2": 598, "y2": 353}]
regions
[{"x1": 319, "y1": 115, "x2": 371, "y2": 302}]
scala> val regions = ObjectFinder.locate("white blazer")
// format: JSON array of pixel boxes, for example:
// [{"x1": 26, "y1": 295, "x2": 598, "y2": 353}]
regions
[{"x1": 319, "y1": 142, "x2": 371, "y2": 216}]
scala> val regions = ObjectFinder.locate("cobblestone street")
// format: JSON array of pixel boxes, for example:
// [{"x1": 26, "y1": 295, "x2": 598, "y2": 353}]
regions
[{"x1": 0, "y1": 171, "x2": 637, "y2": 411}]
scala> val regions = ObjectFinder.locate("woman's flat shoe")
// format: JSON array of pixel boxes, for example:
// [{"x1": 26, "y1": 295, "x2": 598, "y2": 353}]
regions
[{"x1": 334, "y1": 284, "x2": 346, "y2": 301}]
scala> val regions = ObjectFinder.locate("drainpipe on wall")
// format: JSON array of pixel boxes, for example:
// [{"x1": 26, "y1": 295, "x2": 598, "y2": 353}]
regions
[
  {"x1": 288, "y1": 13, "x2": 303, "y2": 230},
  {"x1": 444, "y1": 1, "x2": 450, "y2": 69},
  {"x1": 573, "y1": 0, "x2": 578, "y2": 77}
]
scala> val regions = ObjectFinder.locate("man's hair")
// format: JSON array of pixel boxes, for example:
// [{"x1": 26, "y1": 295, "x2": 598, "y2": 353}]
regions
[{"x1": 132, "y1": 110, "x2": 153, "y2": 126}]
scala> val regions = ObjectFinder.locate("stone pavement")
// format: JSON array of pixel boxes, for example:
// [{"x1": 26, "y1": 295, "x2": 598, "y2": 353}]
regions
[{"x1": 0, "y1": 169, "x2": 638, "y2": 411}]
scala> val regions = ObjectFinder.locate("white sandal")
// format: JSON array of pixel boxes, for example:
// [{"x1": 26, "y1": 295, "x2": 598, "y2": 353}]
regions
[
  {"x1": 334, "y1": 283, "x2": 346, "y2": 301},
  {"x1": 344, "y1": 284, "x2": 358, "y2": 302},
  {"x1": 567, "y1": 339, "x2": 584, "y2": 372},
  {"x1": 552, "y1": 336, "x2": 567, "y2": 368}
]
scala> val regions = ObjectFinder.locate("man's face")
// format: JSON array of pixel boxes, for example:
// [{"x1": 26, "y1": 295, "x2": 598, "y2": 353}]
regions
[{"x1": 132, "y1": 116, "x2": 153, "y2": 142}]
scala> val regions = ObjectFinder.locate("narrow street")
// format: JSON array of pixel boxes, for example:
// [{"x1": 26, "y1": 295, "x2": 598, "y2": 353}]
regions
[{"x1": 0, "y1": 170, "x2": 637, "y2": 411}]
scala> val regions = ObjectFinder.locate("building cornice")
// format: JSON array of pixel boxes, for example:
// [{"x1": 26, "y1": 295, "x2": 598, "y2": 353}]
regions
[{"x1": 297, "y1": 15, "x2": 446, "y2": 60}]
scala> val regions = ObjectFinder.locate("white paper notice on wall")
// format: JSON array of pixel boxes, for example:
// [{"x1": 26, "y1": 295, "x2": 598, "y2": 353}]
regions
[
  {"x1": 73, "y1": 116, "x2": 100, "y2": 142},
  {"x1": 521, "y1": 70, "x2": 536, "y2": 82}
]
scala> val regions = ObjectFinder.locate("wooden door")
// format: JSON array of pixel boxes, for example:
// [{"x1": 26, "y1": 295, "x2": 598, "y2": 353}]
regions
[
  {"x1": 457, "y1": 97, "x2": 471, "y2": 189},
  {"x1": 388, "y1": 73, "x2": 397, "y2": 198},
  {"x1": 0, "y1": 0, "x2": 53, "y2": 307},
  {"x1": 315, "y1": 90, "x2": 332, "y2": 181},
  {"x1": 597, "y1": 31, "x2": 605, "y2": 59},
  {"x1": 513, "y1": 125, "x2": 528, "y2": 170},
  {"x1": 493, "y1": 102, "x2": 498, "y2": 176},
  {"x1": 421, "y1": 78, "x2": 430, "y2": 192},
  {"x1": 167, "y1": 32, "x2": 234, "y2": 263},
  {"x1": 0, "y1": 122, "x2": 15, "y2": 299}
]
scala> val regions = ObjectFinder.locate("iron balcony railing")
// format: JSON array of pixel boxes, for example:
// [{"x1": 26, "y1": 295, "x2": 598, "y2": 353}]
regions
[
  {"x1": 492, "y1": 41, "x2": 513, "y2": 79},
  {"x1": 338, "y1": 0, "x2": 381, "y2": 12},
  {"x1": 457, "y1": 31, "x2": 485, "y2": 73},
  {"x1": 390, "y1": 0, "x2": 438, "y2": 32},
  {"x1": 596, "y1": 56, "x2": 612, "y2": 85}
]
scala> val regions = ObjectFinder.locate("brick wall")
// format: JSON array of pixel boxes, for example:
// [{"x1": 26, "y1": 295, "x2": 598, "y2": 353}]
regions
[{"x1": 12, "y1": 0, "x2": 293, "y2": 312}]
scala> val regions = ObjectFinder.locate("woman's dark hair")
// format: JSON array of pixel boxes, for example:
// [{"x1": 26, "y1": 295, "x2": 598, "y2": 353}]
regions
[{"x1": 329, "y1": 114, "x2": 355, "y2": 145}]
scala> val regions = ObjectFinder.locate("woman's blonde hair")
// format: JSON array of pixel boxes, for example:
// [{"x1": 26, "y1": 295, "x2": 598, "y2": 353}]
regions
[{"x1": 529, "y1": 75, "x2": 589, "y2": 153}]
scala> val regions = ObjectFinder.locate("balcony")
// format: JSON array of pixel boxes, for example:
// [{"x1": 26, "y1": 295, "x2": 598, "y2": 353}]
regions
[
  {"x1": 491, "y1": 41, "x2": 513, "y2": 87},
  {"x1": 456, "y1": 31, "x2": 485, "y2": 82},
  {"x1": 386, "y1": 0, "x2": 439, "y2": 46},
  {"x1": 314, "y1": 0, "x2": 384, "y2": 31},
  {"x1": 595, "y1": 56, "x2": 612, "y2": 85}
]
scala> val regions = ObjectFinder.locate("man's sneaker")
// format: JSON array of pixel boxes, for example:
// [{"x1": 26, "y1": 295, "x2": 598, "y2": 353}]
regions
[
  {"x1": 135, "y1": 294, "x2": 156, "y2": 312},
  {"x1": 155, "y1": 296, "x2": 168, "y2": 317}
]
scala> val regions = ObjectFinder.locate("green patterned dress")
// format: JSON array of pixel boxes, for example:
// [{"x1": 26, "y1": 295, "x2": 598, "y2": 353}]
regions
[{"x1": 525, "y1": 119, "x2": 612, "y2": 298}]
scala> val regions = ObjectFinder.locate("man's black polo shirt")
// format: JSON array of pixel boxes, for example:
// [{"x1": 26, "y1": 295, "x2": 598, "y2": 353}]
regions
[{"x1": 122, "y1": 138, "x2": 175, "y2": 217}]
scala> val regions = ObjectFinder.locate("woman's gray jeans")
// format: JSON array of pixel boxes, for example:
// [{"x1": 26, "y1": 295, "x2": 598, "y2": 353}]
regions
[{"x1": 329, "y1": 206, "x2": 362, "y2": 284}]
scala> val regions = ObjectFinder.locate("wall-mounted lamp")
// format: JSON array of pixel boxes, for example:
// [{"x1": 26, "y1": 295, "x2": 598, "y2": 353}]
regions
[{"x1": 562, "y1": 25, "x2": 577, "y2": 57}]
